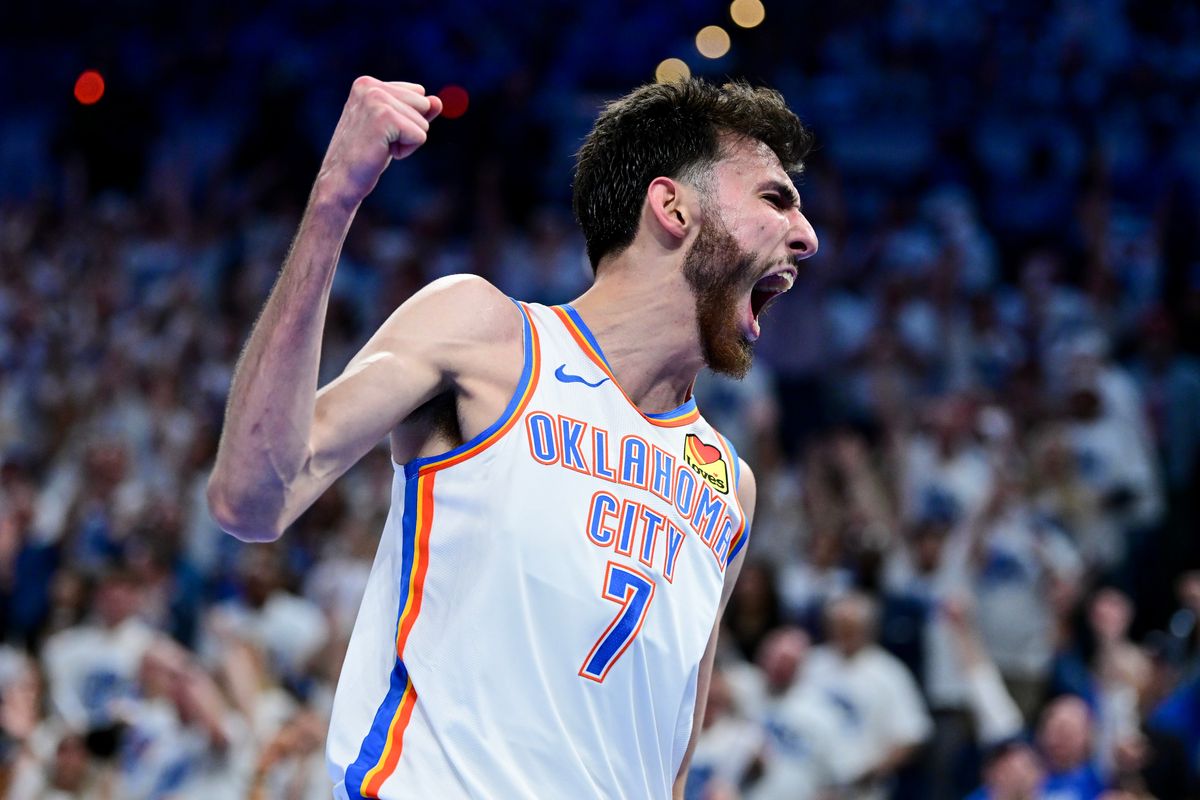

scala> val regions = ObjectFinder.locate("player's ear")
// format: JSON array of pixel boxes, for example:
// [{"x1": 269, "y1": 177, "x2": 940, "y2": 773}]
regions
[{"x1": 645, "y1": 177, "x2": 693, "y2": 244}]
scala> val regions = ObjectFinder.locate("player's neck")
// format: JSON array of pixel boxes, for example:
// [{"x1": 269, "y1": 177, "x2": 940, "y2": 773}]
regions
[{"x1": 570, "y1": 257, "x2": 704, "y2": 415}]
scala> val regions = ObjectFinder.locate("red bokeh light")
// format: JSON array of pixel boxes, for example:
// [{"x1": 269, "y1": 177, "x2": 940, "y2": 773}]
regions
[
  {"x1": 437, "y1": 85, "x2": 469, "y2": 119},
  {"x1": 74, "y1": 70, "x2": 105, "y2": 105}
]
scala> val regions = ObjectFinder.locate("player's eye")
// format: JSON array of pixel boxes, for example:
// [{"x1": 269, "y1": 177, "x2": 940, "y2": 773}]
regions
[{"x1": 763, "y1": 193, "x2": 790, "y2": 209}]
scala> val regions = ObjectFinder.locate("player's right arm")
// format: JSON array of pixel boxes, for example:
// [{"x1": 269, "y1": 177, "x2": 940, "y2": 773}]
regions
[{"x1": 207, "y1": 77, "x2": 468, "y2": 542}]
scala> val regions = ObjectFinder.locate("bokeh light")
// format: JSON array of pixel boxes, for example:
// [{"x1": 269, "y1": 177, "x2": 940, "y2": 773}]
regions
[
  {"x1": 74, "y1": 70, "x2": 105, "y2": 105},
  {"x1": 730, "y1": 0, "x2": 766, "y2": 28},
  {"x1": 438, "y1": 85, "x2": 469, "y2": 119},
  {"x1": 695, "y1": 25, "x2": 731, "y2": 59},
  {"x1": 655, "y1": 58, "x2": 691, "y2": 84}
]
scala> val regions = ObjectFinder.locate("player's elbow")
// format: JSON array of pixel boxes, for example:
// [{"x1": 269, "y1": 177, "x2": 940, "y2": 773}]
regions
[{"x1": 206, "y1": 473, "x2": 286, "y2": 543}]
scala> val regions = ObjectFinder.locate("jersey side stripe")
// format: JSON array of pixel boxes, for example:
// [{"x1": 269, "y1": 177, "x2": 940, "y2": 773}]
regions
[
  {"x1": 407, "y1": 300, "x2": 541, "y2": 479},
  {"x1": 361, "y1": 676, "x2": 418, "y2": 797},
  {"x1": 347, "y1": 471, "x2": 435, "y2": 798},
  {"x1": 714, "y1": 433, "x2": 750, "y2": 565},
  {"x1": 551, "y1": 305, "x2": 700, "y2": 428},
  {"x1": 349, "y1": 301, "x2": 540, "y2": 795}
]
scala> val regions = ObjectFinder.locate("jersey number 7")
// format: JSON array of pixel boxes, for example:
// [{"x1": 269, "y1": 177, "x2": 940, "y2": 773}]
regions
[{"x1": 579, "y1": 562, "x2": 656, "y2": 682}]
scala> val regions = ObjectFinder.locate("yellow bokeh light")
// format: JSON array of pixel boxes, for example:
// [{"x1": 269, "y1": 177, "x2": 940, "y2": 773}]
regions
[
  {"x1": 730, "y1": 0, "x2": 765, "y2": 28},
  {"x1": 695, "y1": 25, "x2": 731, "y2": 59},
  {"x1": 655, "y1": 57, "x2": 691, "y2": 83}
]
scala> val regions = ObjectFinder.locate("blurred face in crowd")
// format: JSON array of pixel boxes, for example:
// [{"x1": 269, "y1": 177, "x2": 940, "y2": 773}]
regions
[
  {"x1": 1089, "y1": 588, "x2": 1133, "y2": 643},
  {"x1": 703, "y1": 669, "x2": 734, "y2": 729},
  {"x1": 84, "y1": 440, "x2": 129, "y2": 495},
  {"x1": 238, "y1": 546, "x2": 285, "y2": 607},
  {"x1": 984, "y1": 743, "x2": 1044, "y2": 800},
  {"x1": 96, "y1": 573, "x2": 142, "y2": 628},
  {"x1": 806, "y1": 529, "x2": 842, "y2": 570},
  {"x1": 1034, "y1": 431, "x2": 1074, "y2": 483},
  {"x1": 991, "y1": 468, "x2": 1031, "y2": 513},
  {"x1": 1020, "y1": 252, "x2": 1059, "y2": 300},
  {"x1": 730, "y1": 561, "x2": 775, "y2": 615},
  {"x1": 1038, "y1": 695, "x2": 1093, "y2": 773},
  {"x1": 928, "y1": 395, "x2": 974, "y2": 456},
  {"x1": 52, "y1": 733, "x2": 90, "y2": 791},
  {"x1": 0, "y1": 656, "x2": 42, "y2": 746},
  {"x1": 826, "y1": 594, "x2": 875, "y2": 657},
  {"x1": 910, "y1": 522, "x2": 949, "y2": 573},
  {"x1": 756, "y1": 627, "x2": 810, "y2": 694},
  {"x1": 50, "y1": 569, "x2": 88, "y2": 627}
]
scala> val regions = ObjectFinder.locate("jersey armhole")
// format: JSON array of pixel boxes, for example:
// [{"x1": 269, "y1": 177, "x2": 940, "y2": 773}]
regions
[{"x1": 400, "y1": 299, "x2": 540, "y2": 479}]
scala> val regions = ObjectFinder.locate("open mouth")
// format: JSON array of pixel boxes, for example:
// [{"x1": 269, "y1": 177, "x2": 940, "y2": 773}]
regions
[{"x1": 750, "y1": 269, "x2": 796, "y2": 320}]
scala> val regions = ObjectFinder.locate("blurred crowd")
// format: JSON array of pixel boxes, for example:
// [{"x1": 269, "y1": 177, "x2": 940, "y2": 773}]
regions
[{"x1": 4, "y1": 0, "x2": 1200, "y2": 798}]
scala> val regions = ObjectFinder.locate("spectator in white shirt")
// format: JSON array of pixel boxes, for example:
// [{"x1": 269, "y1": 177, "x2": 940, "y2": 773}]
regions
[
  {"x1": 901, "y1": 394, "x2": 996, "y2": 529},
  {"x1": 39, "y1": 567, "x2": 157, "y2": 732},
  {"x1": 804, "y1": 592, "x2": 933, "y2": 800},
  {"x1": 969, "y1": 476, "x2": 1083, "y2": 721},
  {"x1": 741, "y1": 627, "x2": 860, "y2": 800}
]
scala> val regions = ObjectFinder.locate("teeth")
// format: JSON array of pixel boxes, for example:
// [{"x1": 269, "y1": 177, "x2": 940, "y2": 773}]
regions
[{"x1": 755, "y1": 270, "x2": 795, "y2": 293}]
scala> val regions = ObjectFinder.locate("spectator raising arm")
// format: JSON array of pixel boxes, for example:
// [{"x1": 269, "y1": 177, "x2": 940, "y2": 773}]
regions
[{"x1": 942, "y1": 594, "x2": 1025, "y2": 746}]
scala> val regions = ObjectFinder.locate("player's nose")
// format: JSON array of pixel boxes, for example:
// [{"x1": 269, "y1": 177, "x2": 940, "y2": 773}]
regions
[{"x1": 787, "y1": 209, "x2": 819, "y2": 260}]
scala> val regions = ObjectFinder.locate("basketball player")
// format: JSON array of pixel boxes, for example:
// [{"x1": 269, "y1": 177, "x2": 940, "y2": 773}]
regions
[{"x1": 208, "y1": 76, "x2": 818, "y2": 798}]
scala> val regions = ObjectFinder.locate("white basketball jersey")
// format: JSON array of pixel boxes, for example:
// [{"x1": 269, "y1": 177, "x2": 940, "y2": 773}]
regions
[{"x1": 327, "y1": 302, "x2": 749, "y2": 799}]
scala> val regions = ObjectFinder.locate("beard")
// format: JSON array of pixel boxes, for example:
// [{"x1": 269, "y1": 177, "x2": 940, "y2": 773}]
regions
[{"x1": 681, "y1": 209, "x2": 759, "y2": 379}]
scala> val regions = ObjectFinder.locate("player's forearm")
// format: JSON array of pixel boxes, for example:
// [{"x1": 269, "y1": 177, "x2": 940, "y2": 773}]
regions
[{"x1": 208, "y1": 185, "x2": 355, "y2": 540}]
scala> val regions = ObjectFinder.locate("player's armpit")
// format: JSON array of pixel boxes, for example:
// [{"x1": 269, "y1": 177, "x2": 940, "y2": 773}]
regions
[
  {"x1": 309, "y1": 273, "x2": 523, "y2": 478},
  {"x1": 212, "y1": 274, "x2": 521, "y2": 540},
  {"x1": 303, "y1": 273, "x2": 522, "y2": 505}
]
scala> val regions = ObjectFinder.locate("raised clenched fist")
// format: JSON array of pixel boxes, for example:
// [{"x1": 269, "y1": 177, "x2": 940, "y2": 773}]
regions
[{"x1": 315, "y1": 77, "x2": 444, "y2": 211}]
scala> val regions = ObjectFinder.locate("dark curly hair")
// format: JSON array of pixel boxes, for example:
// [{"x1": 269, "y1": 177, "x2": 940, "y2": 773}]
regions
[{"x1": 572, "y1": 78, "x2": 813, "y2": 270}]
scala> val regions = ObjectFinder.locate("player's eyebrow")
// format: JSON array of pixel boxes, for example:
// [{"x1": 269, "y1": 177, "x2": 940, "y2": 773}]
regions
[{"x1": 759, "y1": 179, "x2": 801, "y2": 210}]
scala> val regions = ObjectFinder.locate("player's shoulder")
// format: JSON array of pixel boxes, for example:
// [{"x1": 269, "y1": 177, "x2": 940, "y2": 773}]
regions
[
  {"x1": 381, "y1": 274, "x2": 523, "y2": 348},
  {"x1": 417, "y1": 272, "x2": 507, "y2": 304},
  {"x1": 702, "y1": 423, "x2": 757, "y2": 520},
  {"x1": 734, "y1": 455, "x2": 753, "y2": 520},
  {"x1": 736, "y1": 458, "x2": 756, "y2": 497}
]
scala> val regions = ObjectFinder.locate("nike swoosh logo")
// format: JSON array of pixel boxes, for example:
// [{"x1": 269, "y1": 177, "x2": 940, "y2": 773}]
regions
[{"x1": 554, "y1": 364, "x2": 609, "y2": 388}]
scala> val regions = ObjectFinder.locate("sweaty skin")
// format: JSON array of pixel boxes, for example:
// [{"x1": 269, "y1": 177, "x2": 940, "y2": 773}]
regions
[{"x1": 207, "y1": 76, "x2": 815, "y2": 798}]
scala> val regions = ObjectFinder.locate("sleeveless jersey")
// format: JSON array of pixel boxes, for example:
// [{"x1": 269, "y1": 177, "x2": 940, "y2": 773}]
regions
[{"x1": 327, "y1": 302, "x2": 750, "y2": 799}]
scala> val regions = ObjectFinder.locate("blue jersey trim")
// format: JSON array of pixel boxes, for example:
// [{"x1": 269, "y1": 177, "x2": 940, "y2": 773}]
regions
[
  {"x1": 557, "y1": 303, "x2": 698, "y2": 422},
  {"x1": 558, "y1": 303, "x2": 610, "y2": 368},
  {"x1": 345, "y1": 476, "x2": 421, "y2": 797},
  {"x1": 402, "y1": 299, "x2": 535, "y2": 480},
  {"x1": 716, "y1": 432, "x2": 751, "y2": 565}
]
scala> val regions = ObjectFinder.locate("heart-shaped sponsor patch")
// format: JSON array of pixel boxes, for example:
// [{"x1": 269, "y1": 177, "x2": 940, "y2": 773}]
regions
[
  {"x1": 684, "y1": 434, "x2": 729, "y2": 494},
  {"x1": 686, "y1": 435, "x2": 722, "y2": 465}
]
